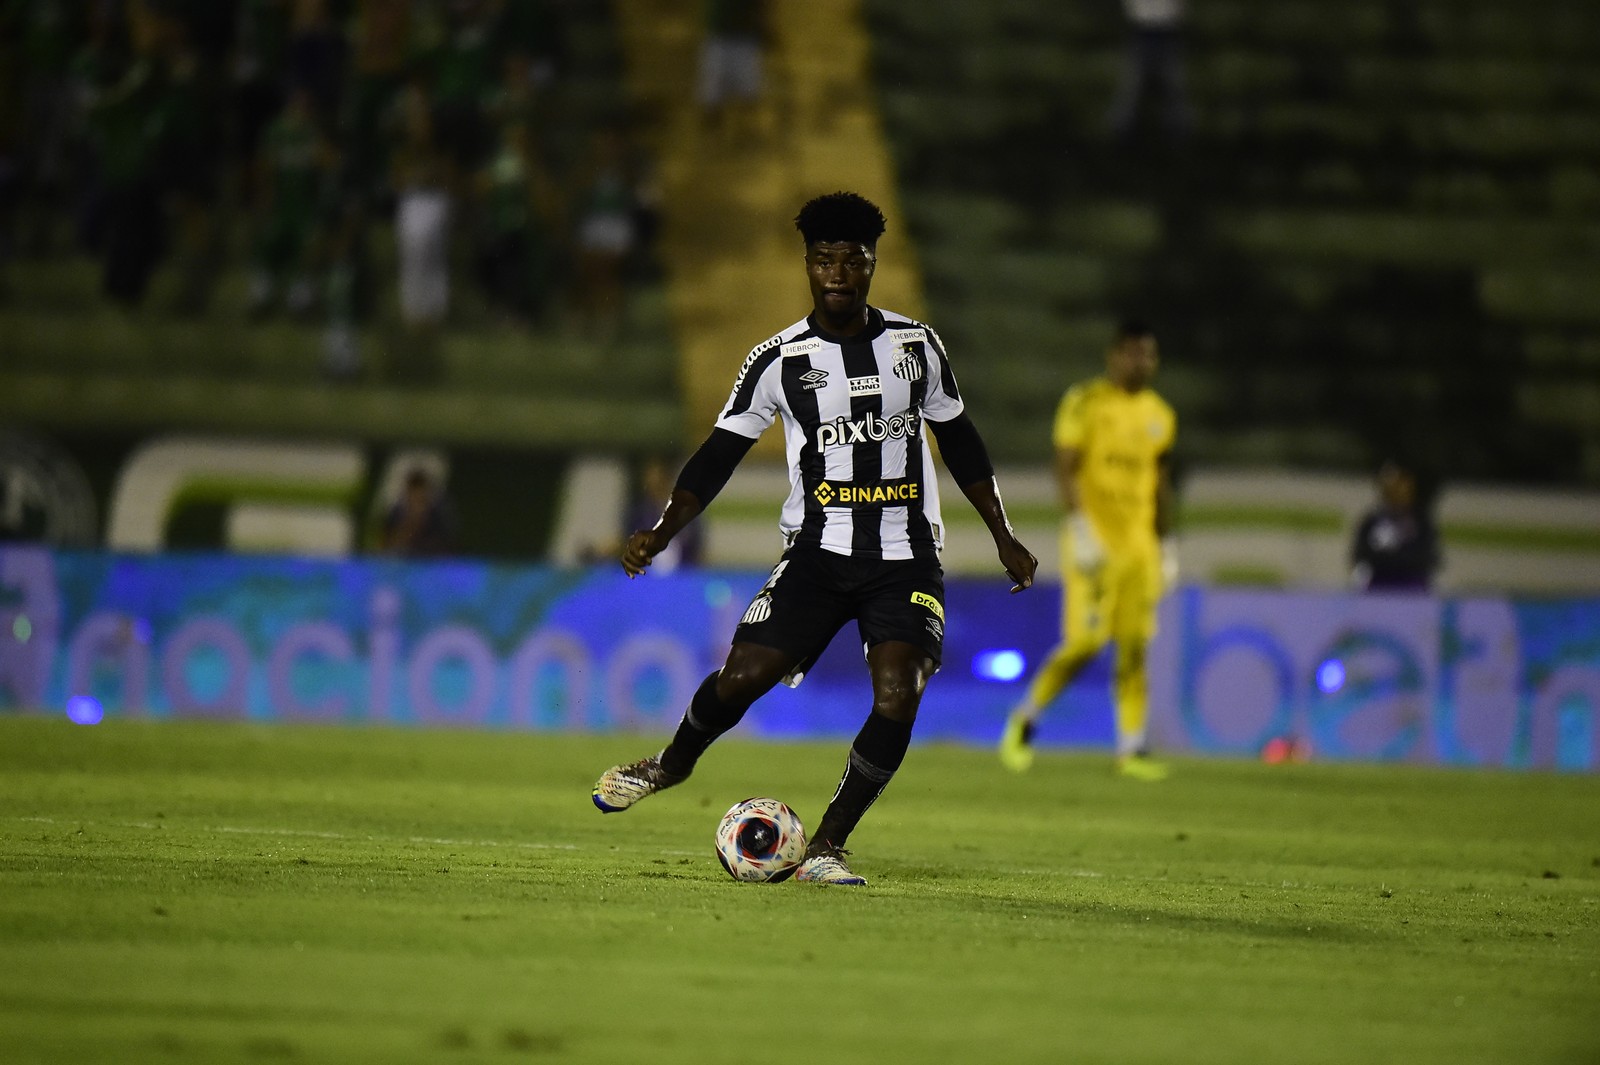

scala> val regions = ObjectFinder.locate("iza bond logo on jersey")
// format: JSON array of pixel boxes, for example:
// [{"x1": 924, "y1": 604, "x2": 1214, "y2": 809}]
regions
[
  {"x1": 849, "y1": 375, "x2": 882, "y2": 396},
  {"x1": 741, "y1": 594, "x2": 773, "y2": 625},
  {"x1": 798, "y1": 369, "x2": 829, "y2": 392}
]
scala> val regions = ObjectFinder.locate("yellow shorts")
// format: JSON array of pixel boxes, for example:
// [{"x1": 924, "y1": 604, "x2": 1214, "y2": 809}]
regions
[{"x1": 1060, "y1": 525, "x2": 1162, "y2": 655}]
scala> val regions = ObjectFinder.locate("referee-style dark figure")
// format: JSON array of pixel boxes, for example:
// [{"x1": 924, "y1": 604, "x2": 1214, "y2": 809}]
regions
[{"x1": 592, "y1": 191, "x2": 1037, "y2": 885}]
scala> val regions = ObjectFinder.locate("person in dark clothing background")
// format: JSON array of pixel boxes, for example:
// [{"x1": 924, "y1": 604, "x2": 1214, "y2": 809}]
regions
[{"x1": 1350, "y1": 459, "x2": 1440, "y2": 592}]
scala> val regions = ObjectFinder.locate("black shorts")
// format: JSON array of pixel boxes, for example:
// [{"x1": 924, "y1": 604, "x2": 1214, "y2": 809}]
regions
[{"x1": 732, "y1": 546, "x2": 945, "y2": 685}]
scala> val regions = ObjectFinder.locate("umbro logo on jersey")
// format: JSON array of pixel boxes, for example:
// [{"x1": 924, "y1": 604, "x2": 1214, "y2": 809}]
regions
[
  {"x1": 813, "y1": 479, "x2": 920, "y2": 507},
  {"x1": 893, "y1": 352, "x2": 923, "y2": 382},
  {"x1": 799, "y1": 369, "x2": 830, "y2": 391},
  {"x1": 815, "y1": 410, "x2": 920, "y2": 449}
]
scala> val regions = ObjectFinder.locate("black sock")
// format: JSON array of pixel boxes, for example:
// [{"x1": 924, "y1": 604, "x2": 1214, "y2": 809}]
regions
[
  {"x1": 659, "y1": 671, "x2": 746, "y2": 777},
  {"x1": 810, "y1": 712, "x2": 913, "y2": 850}
]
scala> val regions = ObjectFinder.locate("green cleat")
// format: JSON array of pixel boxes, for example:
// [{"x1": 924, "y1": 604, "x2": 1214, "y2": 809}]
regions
[
  {"x1": 1116, "y1": 752, "x2": 1170, "y2": 781},
  {"x1": 998, "y1": 710, "x2": 1036, "y2": 773}
]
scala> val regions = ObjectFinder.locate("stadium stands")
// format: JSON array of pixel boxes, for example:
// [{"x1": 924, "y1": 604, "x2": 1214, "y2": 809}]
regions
[
  {"x1": 0, "y1": 0, "x2": 678, "y2": 451},
  {"x1": 863, "y1": 0, "x2": 1600, "y2": 485}
]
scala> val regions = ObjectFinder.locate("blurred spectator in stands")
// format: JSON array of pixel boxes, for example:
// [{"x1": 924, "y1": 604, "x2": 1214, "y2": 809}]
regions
[
  {"x1": 230, "y1": 0, "x2": 290, "y2": 208},
  {"x1": 1106, "y1": 0, "x2": 1194, "y2": 146},
  {"x1": 499, "y1": 0, "x2": 565, "y2": 88},
  {"x1": 391, "y1": 75, "x2": 453, "y2": 379},
  {"x1": 570, "y1": 125, "x2": 644, "y2": 342},
  {"x1": 287, "y1": 0, "x2": 347, "y2": 127},
  {"x1": 343, "y1": 0, "x2": 413, "y2": 206},
  {"x1": 697, "y1": 0, "x2": 769, "y2": 141},
  {"x1": 62, "y1": 3, "x2": 125, "y2": 261},
  {"x1": 247, "y1": 85, "x2": 333, "y2": 319},
  {"x1": 321, "y1": 193, "x2": 373, "y2": 380},
  {"x1": 425, "y1": 0, "x2": 499, "y2": 173},
  {"x1": 86, "y1": 3, "x2": 182, "y2": 307},
  {"x1": 484, "y1": 48, "x2": 550, "y2": 145},
  {"x1": 1349, "y1": 459, "x2": 1441, "y2": 593},
  {"x1": 162, "y1": 7, "x2": 231, "y2": 316},
  {"x1": 474, "y1": 121, "x2": 560, "y2": 326},
  {"x1": 380, "y1": 466, "x2": 458, "y2": 556},
  {"x1": 6, "y1": 0, "x2": 78, "y2": 262}
]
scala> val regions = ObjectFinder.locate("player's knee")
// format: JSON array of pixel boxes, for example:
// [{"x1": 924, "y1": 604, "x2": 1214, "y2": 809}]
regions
[
  {"x1": 713, "y1": 666, "x2": 766, "y2": 708},
  {"x1": 1115, "y1": 645, "x2": 1147, "y2": 679},
  {"x1": 715, "y1": 649, "x2": 788, "y2": 707},
  {"x1": 871, "y1": 675, "x2": 926, "y2": 723}
]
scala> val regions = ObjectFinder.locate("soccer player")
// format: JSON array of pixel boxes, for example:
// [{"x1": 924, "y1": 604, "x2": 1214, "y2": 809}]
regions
[
  {"x1": 998, "y1": 320, "x2": 1177, "y2": 780},
  {"x1": 592, "y1": 191, "x2": 1038, "y2": 885}
]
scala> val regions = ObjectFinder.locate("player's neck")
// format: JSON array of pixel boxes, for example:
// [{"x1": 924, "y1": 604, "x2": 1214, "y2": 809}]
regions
[{"x1": 812, "y1": 304, "x2": 875, "y2": 339}]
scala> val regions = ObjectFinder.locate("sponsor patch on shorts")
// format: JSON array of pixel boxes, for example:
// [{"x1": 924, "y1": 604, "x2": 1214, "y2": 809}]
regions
[{"x1": 911, "y1": 591, "x2": 944, "y2": 620}]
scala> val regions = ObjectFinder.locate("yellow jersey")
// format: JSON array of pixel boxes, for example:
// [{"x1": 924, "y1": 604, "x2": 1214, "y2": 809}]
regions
[{"x1": 1053, "y1": 377, "x2": 1176, "y2": 547}]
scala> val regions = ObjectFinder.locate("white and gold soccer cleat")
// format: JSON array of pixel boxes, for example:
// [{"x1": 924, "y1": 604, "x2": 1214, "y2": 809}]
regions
[
  {"x1": 591, "y1": 755, "x2": 687, "y2": 813},
  {"x1": 794, "y1": 845, "x2": 868, "y2": 886}
]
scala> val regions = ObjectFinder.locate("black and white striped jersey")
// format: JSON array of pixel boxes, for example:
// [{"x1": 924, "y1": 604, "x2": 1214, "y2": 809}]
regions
[{"x1": 714, "y1": 306, "x2": 966, "y2": 561}]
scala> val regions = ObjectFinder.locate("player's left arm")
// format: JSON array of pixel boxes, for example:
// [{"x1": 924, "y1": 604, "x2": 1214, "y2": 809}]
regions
[
  {"x1": 1155, "y1": 449, "x2": 1174, "y2": 538},
  {"x1": 1155, "y1": 448, "x2": 1179, "y2": 587},
  {"x1": 928, "y1": 413, "x2": 1038, "y2": 594}
]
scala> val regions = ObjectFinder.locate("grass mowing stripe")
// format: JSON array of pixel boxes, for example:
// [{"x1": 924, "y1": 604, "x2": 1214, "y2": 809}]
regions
[{"x1": 2, "y1": 717, "x2": 1596, "y2": 1065}]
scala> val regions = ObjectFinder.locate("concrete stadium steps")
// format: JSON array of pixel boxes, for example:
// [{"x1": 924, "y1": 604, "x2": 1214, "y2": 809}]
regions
[
  {"x1": 613, "y1": 0, "x2": 924, "y2": 450},
  {"x1": 0, "y1": 371, "x2": 679, "y2": 451}
]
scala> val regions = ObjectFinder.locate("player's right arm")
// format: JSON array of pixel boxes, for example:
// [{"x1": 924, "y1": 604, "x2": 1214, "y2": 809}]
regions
[
  {"x1": 623, "y1": 336, "x2": 785, "y2": 576},
  {"x1": 621, "y1": 429, "x2": 756, "y2": 576}
]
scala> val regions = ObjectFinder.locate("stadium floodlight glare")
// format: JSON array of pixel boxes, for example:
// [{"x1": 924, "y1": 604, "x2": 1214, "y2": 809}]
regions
[
  {"x1": 65, "y1": 695, "x2": 104, "y2": 725},
  {"x1": 973, "y1": 649, "x2": 1026, "y2": 682},
  {"x1": 1316, "y1": 658, "x2": 1346, "y2": 694}
]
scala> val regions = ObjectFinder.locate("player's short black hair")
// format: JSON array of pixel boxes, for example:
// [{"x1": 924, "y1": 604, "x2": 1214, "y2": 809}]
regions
[
  {"x1": 795, "y1": 192, "x2": 887, "y2": 248},
  {"x1": 1115, "y1": 317, "x2": 1154, "y2": 342}
]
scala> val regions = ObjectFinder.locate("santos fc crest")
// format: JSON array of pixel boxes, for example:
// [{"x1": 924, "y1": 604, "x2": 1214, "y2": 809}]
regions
[{"x1": 893, "y1": 350, "x2": 924, "y2": 382}]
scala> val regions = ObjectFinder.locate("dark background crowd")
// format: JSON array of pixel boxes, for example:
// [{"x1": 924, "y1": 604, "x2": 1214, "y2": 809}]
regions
[{"x1": 0, "y1": 0, "x2": 660, "y2": 376}]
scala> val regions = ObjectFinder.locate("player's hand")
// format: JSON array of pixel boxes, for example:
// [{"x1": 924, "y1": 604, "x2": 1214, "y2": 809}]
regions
[
  {"x1": 1160, "y1": 537, "x2": 1179, "y2": 589},
  {"x1": 620, "y1": 529, "x2": 664, "y2": 577},
  {"x1": 1066, "y1": 512, "x2": 1106, "y2": 575},
  {"x1": 998, "y1": 535, "x2": 1037, "y2": 594}
]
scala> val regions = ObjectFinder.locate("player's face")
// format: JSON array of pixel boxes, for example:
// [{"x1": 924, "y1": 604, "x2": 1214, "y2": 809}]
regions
[
  {"x1": 806, "y1": 241, "x2": 876, "y2": 331},
  {"x1": 1108, "y1": 334, "x2": 1159, "y2": 391},
  {"x1": 1378, "y1": 464, "x2": 1415, "y2": 509}
]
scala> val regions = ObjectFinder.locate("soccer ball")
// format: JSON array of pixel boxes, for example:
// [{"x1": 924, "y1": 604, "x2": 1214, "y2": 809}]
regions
[{"x1": 714, "y1": 797, "x2": 807, "y2": 883}]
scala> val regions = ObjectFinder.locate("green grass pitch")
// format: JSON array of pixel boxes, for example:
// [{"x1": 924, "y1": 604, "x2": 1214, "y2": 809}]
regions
[{"x1": 2, "y1": 716, "x2": 1596, "y2": 1065}]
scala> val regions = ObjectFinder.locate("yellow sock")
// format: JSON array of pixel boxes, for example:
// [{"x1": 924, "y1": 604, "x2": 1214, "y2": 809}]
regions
[{"x1": 1114, "y1": 647, "x2": 1149, "y2": 756}]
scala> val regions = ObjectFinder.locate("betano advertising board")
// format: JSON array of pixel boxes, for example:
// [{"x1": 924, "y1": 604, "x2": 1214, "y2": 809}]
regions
[{"x1": 1, "y1": 547, "x2": 1595, "y2": 771}]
